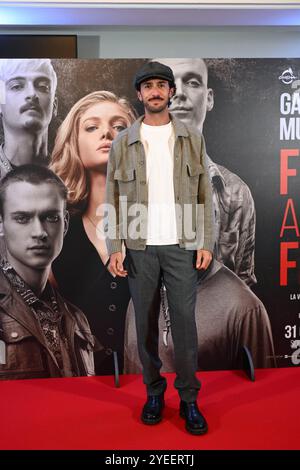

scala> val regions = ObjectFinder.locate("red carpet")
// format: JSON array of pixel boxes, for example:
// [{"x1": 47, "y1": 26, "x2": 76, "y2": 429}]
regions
[{"x1": 0, "y1": 368, "x2": 299, "y2": 450}]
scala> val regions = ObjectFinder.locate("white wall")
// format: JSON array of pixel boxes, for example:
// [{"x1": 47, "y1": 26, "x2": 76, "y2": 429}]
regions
[
  {"x1": 96, "y1": 27, "x2": 300, "y2": 58},
  {"x1": 0, "y1": 26, "x2": 300, "y2": 58}
]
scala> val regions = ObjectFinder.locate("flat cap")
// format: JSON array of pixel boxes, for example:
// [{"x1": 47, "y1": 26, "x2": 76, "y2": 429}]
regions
[{"x1": 134, "y1": 61, "x2": 175, "y2": 89}]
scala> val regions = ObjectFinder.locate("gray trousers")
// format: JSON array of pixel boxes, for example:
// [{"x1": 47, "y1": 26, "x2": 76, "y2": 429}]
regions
[{"x1": 126, "y1": 245, "x2": 201, "y2": 402}]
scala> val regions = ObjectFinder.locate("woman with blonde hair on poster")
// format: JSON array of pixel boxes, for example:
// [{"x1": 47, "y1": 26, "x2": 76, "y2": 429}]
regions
[{"x1": 50, "y1": 90, "x2": 137, "y2": 375}]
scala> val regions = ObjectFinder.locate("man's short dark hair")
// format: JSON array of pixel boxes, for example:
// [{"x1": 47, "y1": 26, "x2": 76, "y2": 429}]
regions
[{"x1": 0, "y1": 164, "x2": 68, "y2": 217}]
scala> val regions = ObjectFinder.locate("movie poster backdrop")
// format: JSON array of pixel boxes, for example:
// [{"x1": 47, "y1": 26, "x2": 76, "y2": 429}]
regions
[{"x1": 0, "y1": 58, "x2": 299, "y2": 380}]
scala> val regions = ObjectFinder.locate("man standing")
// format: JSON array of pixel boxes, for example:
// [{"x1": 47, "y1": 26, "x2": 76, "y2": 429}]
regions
[
  {"x1": 0, "y1": 59, "x2": 57, "y2": 177},
  {"x1": 0, "y1": 164, "x2": 96, "y2": 380},
  {"x1": 106, "y1": 62, "x2": 214, "y2": 435},
  {"x1": 157, "y1": 58, "x2": 256, "y2": 286}
]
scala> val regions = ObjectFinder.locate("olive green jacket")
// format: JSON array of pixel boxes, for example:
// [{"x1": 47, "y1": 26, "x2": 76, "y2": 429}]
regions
[{"x1": 105, "y1": 114, "x2": 215, "y2": 255}]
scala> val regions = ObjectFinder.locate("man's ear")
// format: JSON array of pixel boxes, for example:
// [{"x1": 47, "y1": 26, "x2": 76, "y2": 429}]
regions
[
  {"x1": 206, "y1": 88, "x2": 214, "y2": 113},
  {"x1": 52, "y1": 96, "x2": 58, "y2": 118},
  {"x1": 137, "y1": 91, "x2": 143, "y2": 102},
  {"x1": 0, "y1": 215, "x2": 4, "y2": 238},
  {"x1": 63, "y1": 210, "x2": 69, "y2": 237},
  {"x1": 169, "y1": 87, "x2": 176, "y2": 100}
]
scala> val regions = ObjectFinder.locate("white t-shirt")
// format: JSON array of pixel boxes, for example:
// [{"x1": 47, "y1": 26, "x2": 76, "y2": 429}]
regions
[{"x1": 140, "y1": 121, "x2": 178, "y2": 245}]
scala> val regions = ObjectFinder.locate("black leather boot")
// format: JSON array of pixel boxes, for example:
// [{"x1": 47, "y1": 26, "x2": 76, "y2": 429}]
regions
[
  {"x1": 141, "y1": 394, "x2": 165, "y2": 425},
  {"x1": 180, "y1": 400, "x2": 208, "y2": 435}
]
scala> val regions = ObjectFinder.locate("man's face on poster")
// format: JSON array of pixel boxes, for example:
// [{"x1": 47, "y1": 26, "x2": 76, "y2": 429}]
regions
[
  {"x1": 0, "y1": 182, "x2": 66, "y2": 273},
  {"x1": 0, "y1": 64, "x2": 57, "y2": 134},
  {"x1": 158, "y1": 58, "x2": 214, "y2": 132}
]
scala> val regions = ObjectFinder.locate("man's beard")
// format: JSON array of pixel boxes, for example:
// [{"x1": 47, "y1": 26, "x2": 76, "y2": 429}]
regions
[{"x1": 144, "y1": 99, "x2": 168, "y2": 114}]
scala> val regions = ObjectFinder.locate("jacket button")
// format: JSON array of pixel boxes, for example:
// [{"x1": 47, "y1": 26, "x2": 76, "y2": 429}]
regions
[
  {"x1": 105, "y1": 348, "x2": 113, "y2": 355},
  {"x1": 109, "y1": 304, "x2": 116, "y2": 312},
  {"x1": 110, "y1": 281, "x2": 117, "y2": 289},
  {"x1": 11, "y1": 332, "x2": 18, "y2": 338},
  {"x1": 107, "y1": 328, "x2": 114, "y2": 335}
]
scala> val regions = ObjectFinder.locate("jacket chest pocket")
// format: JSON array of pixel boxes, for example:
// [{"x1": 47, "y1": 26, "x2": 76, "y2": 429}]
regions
[
  {"x1": 114, "y1": 168, "x2": 137, "y2": 201},
  {"x1": 0, "y1": 321, "x2": 45, "y2": 377},
  {"x1": 187, "y1": 162, "x2": 204, "y2": 196}
]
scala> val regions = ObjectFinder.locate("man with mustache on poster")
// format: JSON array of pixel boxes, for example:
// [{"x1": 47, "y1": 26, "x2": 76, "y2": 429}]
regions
[
  {"x1": 0, "y1": 58, "x2": 57, "y2": 178},
  {"x1": 106, "y1": 61, "x2": 215, "y2": 435},
  {"x1": 0, "y1": 164, "x2": 97, "y2": 380},
  {"x1": 157, "y1": 58, "x2": 256, "y2": 287}
]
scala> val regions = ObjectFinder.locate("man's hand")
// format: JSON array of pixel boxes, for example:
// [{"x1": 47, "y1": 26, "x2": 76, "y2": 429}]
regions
[
  {"x1": 196, "y1": 249, "x2": 213, "y2": 270},
  {"x1": 108, "y1": 251, "x2": 128, "y2": 277}
]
